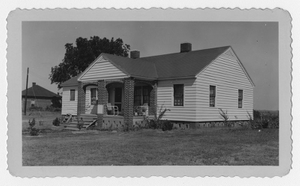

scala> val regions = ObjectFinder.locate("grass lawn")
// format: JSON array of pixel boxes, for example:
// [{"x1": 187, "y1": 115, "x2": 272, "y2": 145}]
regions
[
  {"x1": 23, "y1": 127, "x2": 278, "y2": 166},
  {"x1": 22, "y1": 111, "x2": 63, "y2": 131}
]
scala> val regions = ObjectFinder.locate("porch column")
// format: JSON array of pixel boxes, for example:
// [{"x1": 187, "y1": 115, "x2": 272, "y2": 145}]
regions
[
  {"x1": 149, "y1": 81, "x2": 157, "y2": 115},
  {"x1": 124, "y1": 78, "x2": 134, "y2": 128},
  {"x1": 97, "y1": 80, "x2": 108, "y2": 129},
  {"x1": 77, "y1": 81, "x2": 85, "y2": 115}
]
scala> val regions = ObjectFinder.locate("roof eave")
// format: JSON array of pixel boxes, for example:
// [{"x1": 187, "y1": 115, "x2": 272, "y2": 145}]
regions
[
  {"x1": 157, "y1": 76, "x2": 196, "y2": 81},
  {"x1": 229, "y1": 46, "x2": 255, "y2": 87},
  {"x1": 60, "y1": 84, "x2": 78, "y2": 87}
]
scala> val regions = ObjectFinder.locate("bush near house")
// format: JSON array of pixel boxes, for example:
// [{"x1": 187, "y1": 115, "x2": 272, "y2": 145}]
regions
[
  {"x1": 161, "y1": 120, "x2": 173, "y2": 131},
  {"x1": 28, "y1": 118, "x2": 39, "y2": 136},
  {"x1": 250, "y1": 110, "x2": 279, "y2": 129},
  {"x1": 52, "y1": 117, "x2": 60, "y2": 126}
]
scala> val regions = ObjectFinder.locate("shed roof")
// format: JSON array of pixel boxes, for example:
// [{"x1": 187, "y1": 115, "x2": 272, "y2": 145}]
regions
[{"x1": 22, "y1": 84, "x2": 61, "y2": 98}]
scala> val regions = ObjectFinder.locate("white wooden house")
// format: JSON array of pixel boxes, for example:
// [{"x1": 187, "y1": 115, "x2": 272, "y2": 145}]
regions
[{"x1": 60, "y1": 43, "x2": 254, "y2": 129}]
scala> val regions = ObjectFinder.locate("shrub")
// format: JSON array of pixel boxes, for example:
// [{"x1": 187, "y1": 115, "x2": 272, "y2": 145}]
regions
[
  {"x1": 29, "y1": 128, "x2": 40, "y2": 136},
  {"x1": 52, "y1": 117, "x2": 60, "y2": 126},
  {"x1": 28, "y1": 118, "x2": 39, "y2": 136},
  {"x1": 219, "y1": 108, "x2": 230, "y2": 127},
  {"x1": 265, "y1": 111, "x2": 279, "y2": 128},
  {"x1": 253, "y1": 110, "x2": 261, "y2": 120},
  {"x1": 148, "y1": 119, "x2": 158, "y2": 129},
  {"x1": 77, "y1": 118, "x2": 84, "y2": 130},
  {"x1": 143, "y1": 105, "x2": 170, "y2": 130},
  {"x1": 29, "y1": 118, "x2": 36, "y2": 128},
  {"x1": 161, "y1": 120, "x2": 173, "y2": 131},
  {"x1": 262, "y1": 119, "x2": 269, "y2": 128},
  {"x1": 154, "y1": 105, "x2": 171, "y2": 130},
  {"x1": 269, "y1": 117, "x2": 279, "y2": 128}
]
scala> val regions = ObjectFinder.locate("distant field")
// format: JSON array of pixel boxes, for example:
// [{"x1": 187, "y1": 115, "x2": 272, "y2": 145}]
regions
[{"x1": 23, "y1": 128, "x2": 279, "y2": 166}]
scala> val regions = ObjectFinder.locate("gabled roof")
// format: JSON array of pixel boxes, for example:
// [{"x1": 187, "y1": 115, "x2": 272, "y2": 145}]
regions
[
  {"x1": 100, "y1": 46, "x2": 230, "y2": 80},
  {"x1": 142, "y1": 46, "x2": 231, "y2": 79},
  {"x1": 22, "y1": 84, "x2": 61, "y2": 98},
  {"x1": 61, "y1": 45, "x2": 254, "y2": 87},
  {"x1": 101, "y1": 53, "x2": 158, "y2": 80},
  {"x1": 60, "y1": 74, "x2": 81, "y2": 87}
]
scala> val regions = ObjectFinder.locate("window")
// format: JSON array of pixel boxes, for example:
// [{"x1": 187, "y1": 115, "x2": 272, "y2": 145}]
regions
[
  {"x1": 90, "y1": 88, "x2": 97, "y2": 105},
  {"x1": 174, "y1": 84, "x2": 184, "y2": 106},
  {"x1": 143, "y1": 87, "x2": 150, "y2": 105},
  {"x1": 134, "y1": 86, "x2": 151, "y2": 106},
  {"x1": 134, "y1": 86, "x2": 142, "y2": 106},
  {"x1": 238, "y1": 89, "x2": 243, "y2": 108},
  {"x1": 209, "y1": 85, "x2": 216, "y2": 107},
  {"x1": 70, "y1": 89, "x2": 75, "y2": 101}
]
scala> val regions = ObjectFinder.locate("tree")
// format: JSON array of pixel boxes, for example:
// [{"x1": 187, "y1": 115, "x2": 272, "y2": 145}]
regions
[{"x1": 49, "y1": 36, "x2": 130, "y2": 88}]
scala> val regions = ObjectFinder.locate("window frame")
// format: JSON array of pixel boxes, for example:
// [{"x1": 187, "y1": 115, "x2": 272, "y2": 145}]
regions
[
  {"x1": 209, "y1": 85, "x2": 216, "y2": 107},
  {"x1": 70, "y1": 89, "x2": 75, "y2": 101},
  {"x1": 90, "y1": 88, "x2": 98, "y2": 105},
  {"x1": 238, "y1": 89, "x2": 243, "y2": 108},
  {"x1": 173, "y1": 84, "x2": 184, "y2": 106},
  {"x1": 134, "y1": 86, "x2": 151, "y2": 106}
]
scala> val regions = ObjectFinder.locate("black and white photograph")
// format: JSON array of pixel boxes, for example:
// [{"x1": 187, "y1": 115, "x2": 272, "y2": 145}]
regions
[{"x1": 6, "y1": 8, "x2": 292, "y2": 178}]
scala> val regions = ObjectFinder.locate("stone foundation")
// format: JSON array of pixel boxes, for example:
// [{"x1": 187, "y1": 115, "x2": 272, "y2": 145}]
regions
[{"x1": 101, "y1": 116, "x2": 146, "y2": 130}]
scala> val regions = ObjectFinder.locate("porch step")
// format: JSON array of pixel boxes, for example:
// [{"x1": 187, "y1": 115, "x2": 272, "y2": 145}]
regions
[
  {"x1": 64, "y1": 114, "x2": 97, "y2": 130},
  {"x1": 64, "y1": 121, "x2": 97, "y2": 130}
]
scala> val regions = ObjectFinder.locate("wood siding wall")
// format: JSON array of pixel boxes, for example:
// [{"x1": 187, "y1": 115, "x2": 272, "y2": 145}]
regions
[
  {"x1": 195, "y1": 49, "x2": 254, "y2": 121},
  {"x1": 157, "y1": 78, "x2": 198, "y2": 121},
  {"x1": 79, "y1": 59, "x2": 128, "y2": 82},
  {"x1": 62, "y1": 86, "x2": 78, "y2": 115},
  {"x1": 156, "y1": 49, "x2": 253, "y2": 122}
]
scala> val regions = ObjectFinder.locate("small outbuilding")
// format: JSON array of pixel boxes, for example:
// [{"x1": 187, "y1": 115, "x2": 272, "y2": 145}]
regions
[{"x1": 22, "y1": 82, "x2": 61, "y2": 111}]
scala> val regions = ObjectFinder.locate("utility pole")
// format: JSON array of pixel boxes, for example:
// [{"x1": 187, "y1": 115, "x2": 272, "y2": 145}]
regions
[{"x1": 24, "y1": 68, "x2": 29, "y2": 115}]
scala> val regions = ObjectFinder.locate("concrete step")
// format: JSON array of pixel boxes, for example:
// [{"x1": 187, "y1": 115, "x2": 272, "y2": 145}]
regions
[
  {"x1": 69, "y1": 121, "x2": 95, "y2": 125},
  {"x1": 64, "y1": 125, "x2": 88, "y2": 130},
  {"x1": 64, "y1": 119, "x2": 97, "y2": 130}
]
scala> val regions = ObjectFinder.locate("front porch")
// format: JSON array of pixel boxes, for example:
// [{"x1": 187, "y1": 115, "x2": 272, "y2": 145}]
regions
[{"x1": 77, "y1": 78, "x2": 157, "y2": 129}]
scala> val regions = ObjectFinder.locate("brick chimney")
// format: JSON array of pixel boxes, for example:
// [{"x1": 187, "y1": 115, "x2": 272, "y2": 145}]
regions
[
  {"x1": 130, "y1": 50, "x2": 140, "y2": 59},
  {"x1": 32, "y1": 82, "x2": 36, "y2": 86},
  {"x1": 180, "y1": 43, "x2": 192, "y2": 53}
]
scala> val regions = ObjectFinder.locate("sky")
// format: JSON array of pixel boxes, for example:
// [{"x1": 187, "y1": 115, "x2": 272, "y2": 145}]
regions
[{"x1": 22, "y1": 21, "x2": 278, "y2": 111}]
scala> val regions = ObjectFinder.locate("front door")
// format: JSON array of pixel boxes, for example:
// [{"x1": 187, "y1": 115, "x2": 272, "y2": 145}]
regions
[{"x1": 114, "y1": 87, "x2": 122, "y2": 111}]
